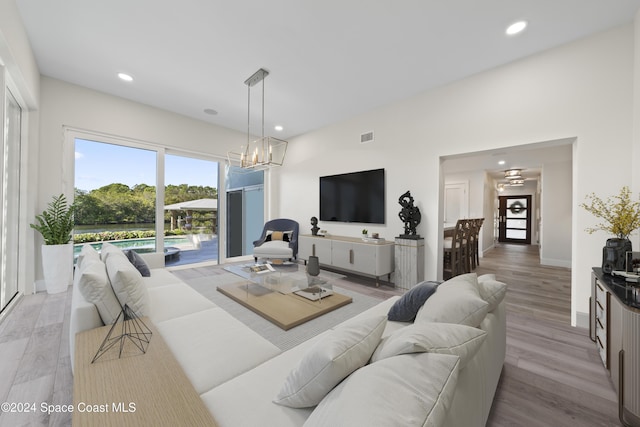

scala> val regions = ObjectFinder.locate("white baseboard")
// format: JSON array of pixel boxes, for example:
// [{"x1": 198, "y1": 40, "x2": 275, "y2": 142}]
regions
[
  {"x1": 575, "y1": 311, "x2": 589, "y2": 329},
  {"x1": 481, "y1": 244, "x2": 495, "y2": 257},
  {"x1": 35, "y1": 279, "x2": 47, "y2": 293},
  {"x1": 540, "y1": 258, "x2": 571, "y2": 268}
]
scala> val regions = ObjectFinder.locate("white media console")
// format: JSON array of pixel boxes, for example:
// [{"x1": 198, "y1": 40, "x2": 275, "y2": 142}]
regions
[{"x1": 298, "y1": 234, "x2": 395, "y2": 286}]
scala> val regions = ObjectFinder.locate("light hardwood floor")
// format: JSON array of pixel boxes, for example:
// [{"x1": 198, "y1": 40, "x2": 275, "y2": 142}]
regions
[{"x1": 0, "y1": 244, "x2": 621, "y2": 426}]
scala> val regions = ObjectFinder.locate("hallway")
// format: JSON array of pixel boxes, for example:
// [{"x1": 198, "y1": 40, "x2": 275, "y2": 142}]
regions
[
  {"x1": 476, "y1": 243, "x2": 571, "y2": 324},
  {"x1": 481, "y1": 243, "x2": 619, "y2": 426}
]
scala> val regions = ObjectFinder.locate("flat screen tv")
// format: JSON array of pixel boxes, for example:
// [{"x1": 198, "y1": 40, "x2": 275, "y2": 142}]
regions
[{"x1": 320, "y1": 168, "x2": 385, "y2": 224}]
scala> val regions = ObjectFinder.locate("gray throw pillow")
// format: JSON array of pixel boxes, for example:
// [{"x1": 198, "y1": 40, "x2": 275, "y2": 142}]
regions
[
  {"x1": 125, "y1": 250, "x2": 151, "y2": 277},
  {"x1": 388, "y1": 281, "x2": 440, "y2": 322}
]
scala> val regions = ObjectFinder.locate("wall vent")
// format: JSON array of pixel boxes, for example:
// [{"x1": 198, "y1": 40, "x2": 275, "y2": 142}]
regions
[{"x1": 360, "y1": 131, "x2": 374, "y2": 144}]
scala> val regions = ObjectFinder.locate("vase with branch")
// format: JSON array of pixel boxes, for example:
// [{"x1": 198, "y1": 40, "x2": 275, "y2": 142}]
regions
[{"x1": 581, "y1": 186, "x2": 640, "y2": 273}]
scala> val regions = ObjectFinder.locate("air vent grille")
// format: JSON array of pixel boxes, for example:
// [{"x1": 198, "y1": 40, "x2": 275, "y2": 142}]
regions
[{"x1": 360, "y1": 131, "x2": 374, "y2": 144}]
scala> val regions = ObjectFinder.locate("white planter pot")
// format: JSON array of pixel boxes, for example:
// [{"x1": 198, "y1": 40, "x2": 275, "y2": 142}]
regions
[{"x1": 41, "y1": 243, "x2": 73, "y2": 294}]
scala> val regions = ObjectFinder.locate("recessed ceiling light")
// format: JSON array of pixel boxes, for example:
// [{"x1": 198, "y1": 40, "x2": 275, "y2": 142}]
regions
[
  {"x1": 274, "y1": 125, "x2": 283, "y2": 132},
  {"x1": 204, "y1": 108, "x2": 218, "y2": 115},
  {"x1": 117, "y1": 72, "x2": 133, "y2": 82},
  {"x1": 498, "y1": 160, "x2": 505, "y2": 165},
  {"x1": 506, "y1": 21, "x2": 527, "y2": 36}
]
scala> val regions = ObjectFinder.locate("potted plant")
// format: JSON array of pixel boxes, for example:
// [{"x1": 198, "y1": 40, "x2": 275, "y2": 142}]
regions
[
  {"x1": 362, "y1": 228, "x2": 368, "y2": 238},
  {"x1": 581, "y1": 186, "x2": 640, "y2": 273},
  {"x1": 30, "y1": 194, "x2": 76, "y2": 294}
]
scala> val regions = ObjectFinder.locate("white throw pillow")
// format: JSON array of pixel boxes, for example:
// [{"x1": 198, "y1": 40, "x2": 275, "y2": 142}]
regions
[
  {"x1": 105, "y1": 252, "x2": 148, "y2": 317},
  {"x1": 416, "y1": 273, "x2": 488, "y2": 327},
  {"x1": 76, "y1": 258, "x2": 122, "y2": 325},
  {"x1": 478, "y1": 273, "x2": 496, "y2": 282},
  {"x1": 304, "y1": 353, "x2": 460, "y2": 427},
  {"x1": 76, "y1": 243, "x2": 100, "y2": 269},
  {"x1": 371, "y1": 322, "x2": 487, "y2": 368},
  {"x1": 274, "y1": 315, "x2": 387, "y2": 408},
  {"x1": 100, "y1": 241, "x2": 126, "y2": 262},
  {"x1": 477, "y1": 277, "x2": 507, "y2": 312}
]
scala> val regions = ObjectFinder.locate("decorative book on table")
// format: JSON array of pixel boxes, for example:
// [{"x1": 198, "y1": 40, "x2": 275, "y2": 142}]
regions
[
  {"x1": 249, "y1": 264, "x2": 275, "y2": 274},
  {"x1": 293, "y1": 286, "x2": 333, "y2": 301}
]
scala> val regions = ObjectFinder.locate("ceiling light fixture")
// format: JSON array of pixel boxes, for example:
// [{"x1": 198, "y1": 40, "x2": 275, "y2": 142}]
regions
[
  {"x1": 509, "y1": 179, "x2": 525, "y2": 186},
  {"x1": 498, "y1": 160, "x2": 505, "y2": 165},
  {"x1": 227, "y1": 68, "x2": 287, "y2": 171},
  {"x1": 117, "y1": 72, "x2": 133, "y2": 82},
  {"x1": 203, "y1": 108, "x2": 218, "y2": 115},
  {"x1": 504, "y1": 169, "x2": 522, "y2": 179},
  {"x1": 274, "y1": 125, "x2": 283, "y2": 132},
  {"x1": 506, "y1": 21, "x2": 527, "y2": 36}
]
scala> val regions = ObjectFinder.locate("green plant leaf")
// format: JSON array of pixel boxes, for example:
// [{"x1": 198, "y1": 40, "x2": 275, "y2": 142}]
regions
[{"x1": 30, "y1": 194, "x2": 76, "y2": 245}]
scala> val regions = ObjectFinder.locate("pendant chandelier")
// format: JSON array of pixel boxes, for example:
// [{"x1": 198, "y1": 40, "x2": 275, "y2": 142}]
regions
[
  {"x1": 227, "y1": 68, "x2": 287, "y2": 171},
  {"x1": 504, "y1": 169, "x2": 522, "y2": 179}
]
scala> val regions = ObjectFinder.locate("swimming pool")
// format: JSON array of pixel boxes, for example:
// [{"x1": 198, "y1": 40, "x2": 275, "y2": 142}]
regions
[{"x1": 73, "y1": 236, "x2": 190, "y2": 257}]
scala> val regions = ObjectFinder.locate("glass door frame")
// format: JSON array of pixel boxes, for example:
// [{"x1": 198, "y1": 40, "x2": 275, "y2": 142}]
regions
[
  {"x1": 0, "y1": 87, "x2": 22, "y2": 313},
  {"x1": 65, "y1": 129, "x2": 166, "y2": 252},
  {"x1": 224, "y1": 165, "x2": 266, "y2": 262},
  {"x1": 0, "y1": 68, "x2": 31, "y2": 312},
  {"x1": 65, "y1": 128, "x2": 228, "y2": 266},
  {"x1": 164, "y1": 149, "x2": 221, "y2": 266}
]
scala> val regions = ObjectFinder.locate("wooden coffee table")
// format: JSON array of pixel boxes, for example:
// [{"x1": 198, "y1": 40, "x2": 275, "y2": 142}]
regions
[{"x1": 217, "y1": 270, "x2": 352, "y2": 330}]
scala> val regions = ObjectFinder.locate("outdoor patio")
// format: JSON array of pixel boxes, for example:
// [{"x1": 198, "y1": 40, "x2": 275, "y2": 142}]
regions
[{"x1": 165, "y1": 236, "x2": 219, "y2": 266}]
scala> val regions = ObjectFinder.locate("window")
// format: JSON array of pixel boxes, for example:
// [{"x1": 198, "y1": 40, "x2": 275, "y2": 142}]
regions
[{"x1": 72, "y1": 132, "x2": 224, "y2": 266}]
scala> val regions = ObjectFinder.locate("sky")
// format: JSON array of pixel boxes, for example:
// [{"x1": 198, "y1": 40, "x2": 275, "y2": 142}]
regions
[{"x1": 74, "y1": 139, "x2": 219, "y2": 192}]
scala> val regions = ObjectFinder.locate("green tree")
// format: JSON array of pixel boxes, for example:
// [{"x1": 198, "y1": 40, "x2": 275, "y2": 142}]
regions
[{"x1": 74, "y1": 183, "x2": 216, "y2": 226}]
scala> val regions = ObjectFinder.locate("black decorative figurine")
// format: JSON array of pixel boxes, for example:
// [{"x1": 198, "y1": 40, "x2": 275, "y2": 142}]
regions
[
  {"x1": 398, "y1": 191, "x2": 421, "y2": 239},
  {"x1": 310, "y1": 216, "x2": 320, "y2": 236}
]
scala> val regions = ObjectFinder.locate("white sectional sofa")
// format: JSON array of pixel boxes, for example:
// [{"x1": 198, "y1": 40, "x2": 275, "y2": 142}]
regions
[{"x1": 70, "y1": 243, "x2": 506, "y2": 426}]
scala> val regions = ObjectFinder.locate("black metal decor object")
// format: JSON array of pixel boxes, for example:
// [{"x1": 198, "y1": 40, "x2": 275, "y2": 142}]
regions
[
  {"x1": 311, "y1": 216, "x2": 320, "y2": 236},
  {"x1": 602, "y1": 238, "x2": 632, "y2": 274},
  {"x1": 398, "y1": 190, "x2": 421, "y2": 239},
  {"x1": 91, "y1": 304, "x2": 153, "y2": 363}
]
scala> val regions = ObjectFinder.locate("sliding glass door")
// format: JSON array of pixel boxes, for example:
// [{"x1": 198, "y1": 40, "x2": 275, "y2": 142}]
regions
[
  {"x1": 74, "y1": 138, "x2": 158, "y2": 257},
  {"x1": 164, "y1": 154, "x2": 219, "y2": 265},
  {"x1": 74, "y1": 135, "x2": 220, "y2": 266},
  {"x1": 0, "y1": 90, "x2": 21, "y2": 313}
]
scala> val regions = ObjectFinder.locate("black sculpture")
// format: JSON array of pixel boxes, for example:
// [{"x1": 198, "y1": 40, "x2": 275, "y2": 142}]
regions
[
  {"x1": 310, "y1": 216, "x2": 320, "y2": 236},
  {"x1": 398, "y1": 191, "x2": 421, "y2": 239}
]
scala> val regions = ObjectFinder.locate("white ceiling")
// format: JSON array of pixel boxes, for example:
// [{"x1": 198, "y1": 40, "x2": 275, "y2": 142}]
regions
[
  {"x1": 441, "y1": 138, "x2": 574, "y2": 187},
  {"x1": 15, "y1": 0, "x2": 640, "y2": 140}
]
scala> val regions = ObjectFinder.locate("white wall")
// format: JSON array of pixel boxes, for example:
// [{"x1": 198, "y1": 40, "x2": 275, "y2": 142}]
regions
[
  {"x1": 274, "y1": 24, "x2": 636, "y2": 327},
  {"x1": 633, "y1": 9, "x2": 640, "y2": 251},
  {"x1": 482, "y1": 173, "x2": 496, "y2": 253},
  {"x1": 0, "y1": 0, "x2": 39, "y2": 107},
  {"x1": 0, "y1": 0, "x2": 40, "y2": 296},
  {"x1": 540, "y1": 160, "x2": 572, "y2": 267}
]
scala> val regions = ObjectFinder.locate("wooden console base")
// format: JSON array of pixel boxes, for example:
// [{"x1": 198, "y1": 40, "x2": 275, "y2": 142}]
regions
[{"x1": 73, "y1": 318, "x2": 217, "y2": 426}]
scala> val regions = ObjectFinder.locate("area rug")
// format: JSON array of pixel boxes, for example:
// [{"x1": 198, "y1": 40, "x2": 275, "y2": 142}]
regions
[{"x1": 182, "y1": 271, "x2": 385, "y2": 351}]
